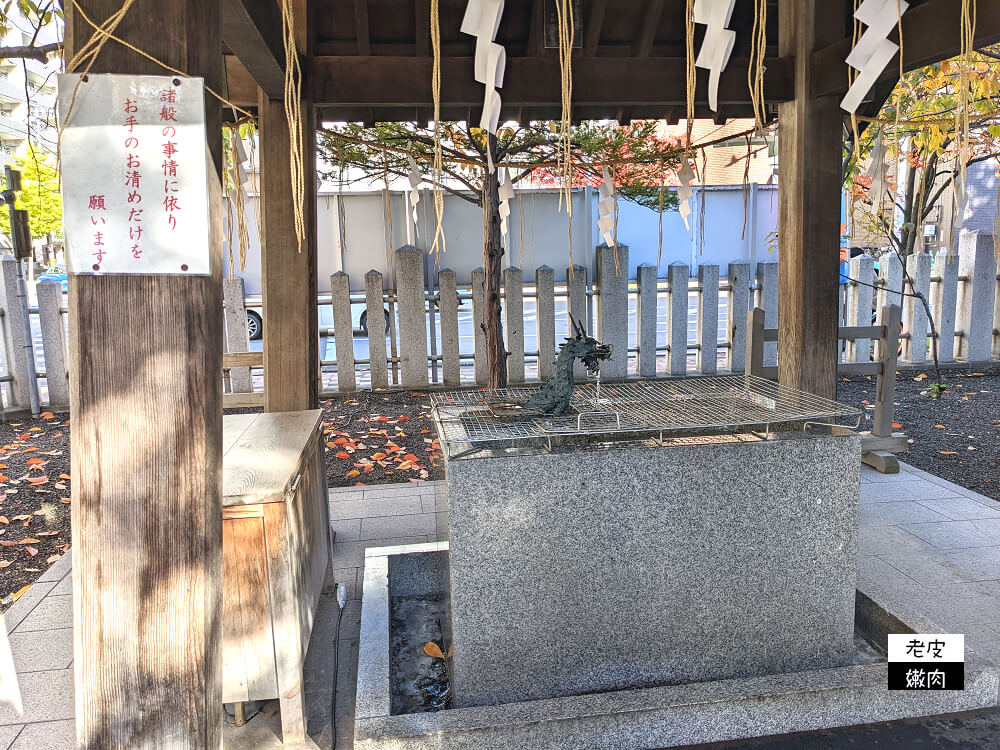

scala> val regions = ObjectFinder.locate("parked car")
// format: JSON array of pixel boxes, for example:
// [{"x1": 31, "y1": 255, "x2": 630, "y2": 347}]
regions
[
  {"x1": 38, "y1": 264, "x2": 68, "y2": 293},
  {"x1": 242, "y1": 302, "x2": 393, "y2": 341}
]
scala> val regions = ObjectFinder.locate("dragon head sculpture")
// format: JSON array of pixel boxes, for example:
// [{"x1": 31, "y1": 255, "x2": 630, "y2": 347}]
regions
[{"x1": 563, "y1": 316, "x2": 613, "y2": 375}]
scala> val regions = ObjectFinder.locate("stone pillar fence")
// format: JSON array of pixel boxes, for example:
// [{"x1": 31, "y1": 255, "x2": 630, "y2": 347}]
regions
[{"x1": 1, "y1": 238, "x2": 999, "y2": 411}]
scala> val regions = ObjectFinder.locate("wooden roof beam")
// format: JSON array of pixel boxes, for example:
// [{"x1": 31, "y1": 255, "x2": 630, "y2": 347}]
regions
[
  {"x1": 221, "y1": 0, "x2": 285, "y2": 99},
  {"x1": 311, "y1": 55, "x2": 794, "y2": 108},
  {"x1": 354, "y1": 0, "x2": 371, "y2": 56},
  {"x1": 415, "y1": 0, "x2": 430, "y2": 57},
  {"x1": 633, "y1": 0, "x2": 664, "y2": 58},
  {"x1": 811, "y1": 0, "x2": 1000, "y2": 99},
  {"x1": 583, "y1": 0, "x2": 608, "y2": 56}
]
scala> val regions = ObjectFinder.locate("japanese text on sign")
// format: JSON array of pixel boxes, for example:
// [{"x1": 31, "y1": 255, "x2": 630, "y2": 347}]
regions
[{"x1": 57, "y1": 74, "x2": 210, "y2": 275}]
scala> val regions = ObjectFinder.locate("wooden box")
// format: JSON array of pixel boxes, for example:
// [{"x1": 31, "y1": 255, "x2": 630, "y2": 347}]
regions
[{"x1": 220, "y1": 410, "x2": 330, "y2": 742}]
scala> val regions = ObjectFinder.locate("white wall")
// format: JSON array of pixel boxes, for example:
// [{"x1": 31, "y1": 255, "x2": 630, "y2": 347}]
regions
[{"x1": 225, "y1": 184, "x2": 779, "y2": 294}]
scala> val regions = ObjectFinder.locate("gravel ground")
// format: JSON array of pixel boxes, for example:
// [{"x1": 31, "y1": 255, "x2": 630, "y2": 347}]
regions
[
  {"x1": 837, "y1": 366, "x2": 1000, "y2": 501},
  {"x1": 0, "y1": 410, "x2": 72, "y2": 612}
]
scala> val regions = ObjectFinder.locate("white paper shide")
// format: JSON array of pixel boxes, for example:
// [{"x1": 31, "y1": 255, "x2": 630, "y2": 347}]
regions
[{"x1": 57, "y1": 73, "x2": 211, "y2": 275}]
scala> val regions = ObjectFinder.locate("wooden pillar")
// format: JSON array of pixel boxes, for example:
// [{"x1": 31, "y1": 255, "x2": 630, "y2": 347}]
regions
[
  {"x1": 259, "y1": 90, "x2": 318, "y2": 411},
  {"x1": 777, "y1": 0, "x2": 847, "y2": 399},
  {"x1": 64, "y1": 1, "x2": 223, "y2": 748}
]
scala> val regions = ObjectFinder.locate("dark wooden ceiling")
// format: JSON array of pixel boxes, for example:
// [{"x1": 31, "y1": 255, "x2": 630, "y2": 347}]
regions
[{"x1": 221, "y1": 0, "x2": 1000, "y2": 125}]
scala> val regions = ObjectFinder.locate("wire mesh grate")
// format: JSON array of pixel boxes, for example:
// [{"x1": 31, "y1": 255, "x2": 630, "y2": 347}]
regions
[{"x1": 431, "y1": 375, "x2": 861, "y2": 449}]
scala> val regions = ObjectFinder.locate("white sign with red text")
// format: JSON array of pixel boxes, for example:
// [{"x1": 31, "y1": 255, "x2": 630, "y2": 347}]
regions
[{"x1": 57, "y1": 73, "x2": 210, "y2": 275}]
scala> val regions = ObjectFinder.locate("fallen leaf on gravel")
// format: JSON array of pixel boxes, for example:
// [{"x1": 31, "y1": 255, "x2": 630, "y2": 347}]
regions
[
  {"x1": 18, "y1": 538, "x2": 39, "y2": 544},
  {"x1": 40, "y1": 412, "x2": 54, "y2": 419},
  {"x1": 0, "y1": 517, "x2": 6, "y2": 524},
  {"x1": 11, "y1": 584, "x2": 30, "y2": 601},
  {"x1": 46, "y1": 555, "x2": 59, "y2": 564},
  {"x1": 24, "y1": 546, "x2": 37, "y2": 557},
  {"x1": 0, "y1": 561, "x2": 9, "y2": 568},
  {"x1": 892, "y1": 422, "x2": 902, "y2": 429},
  {"x1": 59, "y1": 497, "x2": 71, "y2": 504},
  {"x1": 26, "y1": 458, "x2": 46, "y2": 467},
  {"x1": 934, "y1": 424, "x2": 945, "y2": 429},
  {"x1": 35, "y1": 530, "x2": 58, "y2": 537},
  {"x1": 346, "y1": 470, "x2": 361, "y2": 477},
  {"x1": 10, "y1": 515, "x2": 29, "y2": 521},
  {"x1": 0, "y1": 476, "x2": 8, "y2": 483},
  {"x1": 27, "y1": 476, "x2": 48, "y2": 486},
  {"x1": 333, "y1": 437, "x2": 348, "y2": 445},
  {"x1": 424, "y1": 641, "x2": 446, "y2": 659},
  {"x1": 939, "y1": 451, "x2": 958, "y2": 455},
  {"x1": 0, "y1": 541, "x2": 14, "y2": 547},
  {"x1": 335, "y1": 451, "x2": 350, "y2": 459}
]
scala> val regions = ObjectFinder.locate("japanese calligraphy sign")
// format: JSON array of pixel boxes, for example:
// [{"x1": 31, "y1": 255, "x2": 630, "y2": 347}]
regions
[
  {"x1": 888, "y1": 633, "x2": 964, "y2": 690},
  {"x1": 57, "y1": 74, "x2": 211, "y2": 275}
]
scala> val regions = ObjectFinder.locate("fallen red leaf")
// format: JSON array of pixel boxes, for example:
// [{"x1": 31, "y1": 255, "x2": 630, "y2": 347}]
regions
[
  {"x1": 40, "y1": 412, "x2": 54, "y2": 419},
  {"x1": 335, "y1": 451, "x2": 351, "y2": 459},
  {"x1": 939, "y1": 451, "x2": 958, "y2": 455},
  {"x1": 25, "y1": 546, "x2": 37, "y2": 557},
  {"x1": 27, "y1": 476, "x2": 49, "y2": 486},
  {"x1": 333, "y1": 437, "x2": 348, "y2": 445}
]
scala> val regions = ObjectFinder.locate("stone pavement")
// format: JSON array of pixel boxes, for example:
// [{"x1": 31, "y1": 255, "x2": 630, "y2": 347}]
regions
[{"x1": 1, "y1": 464, "x2": 998, "y2": 749}]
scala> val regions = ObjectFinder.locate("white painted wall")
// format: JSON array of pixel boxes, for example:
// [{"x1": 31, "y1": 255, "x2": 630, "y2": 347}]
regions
[{"x1": 225, "y1": 184, "x2": 779, "y2": 295}]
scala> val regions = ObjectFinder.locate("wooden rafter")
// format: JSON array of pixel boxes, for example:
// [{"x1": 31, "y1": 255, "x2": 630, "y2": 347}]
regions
[
  {"x1": 633, "y1": 0, "x2": 664, "y2": 58},
  {"x1": 221, "y1": 0, "x2": 285, "y2": 99},
  {"x1": 415, "y1": 0, "x2": 430, "y2": 57},
  {"x1": 811, "y1": 0, "x2": 1000, "y2": 99},
  {"x1": 583, "y1": 0, "x2": 608, "y2": 56},
  {"x1": 354, "y1": 0, "x2": 371, "y2": 56}
]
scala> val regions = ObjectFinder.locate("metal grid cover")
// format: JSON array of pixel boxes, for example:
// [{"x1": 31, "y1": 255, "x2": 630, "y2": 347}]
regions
[{"x1": 431, "y1": 375, "x2": 860, "y2": 448}]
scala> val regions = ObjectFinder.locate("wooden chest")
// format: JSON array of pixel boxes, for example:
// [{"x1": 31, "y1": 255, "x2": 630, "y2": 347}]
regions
[{"x1": 221, "y1": 409, "x2": 330, "y2": 743}]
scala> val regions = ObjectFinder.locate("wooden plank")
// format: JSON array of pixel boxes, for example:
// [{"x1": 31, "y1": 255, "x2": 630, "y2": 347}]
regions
[
  {"x1": 776, "y1": 0, "x2": 846, "y2": 400},
  {"x1": 223, "y1": 409, "x2": 322, "y2": 506},
  {"x1": 224, "y1": 55, "x2": 258, "y2": 107},
  {"x1": 222, "y1": 504, "x2": 265, "y2": 520},
  {"x1": 226, "y1": 516, "x2": 278, "y2": 703},
  {"x1": 223, "y1": 412, "x2": 259, "y2": 456},
  {"x1": 65, "y1": 1, "x2": 223, "y2": 747},
  {"x1": 262, "y1": 500, "x2": 307, "y2": 744},
  {"x1": 259, "y1": 91, "x2": 317, "y2": 412},
  {"x1": 223, "y1": 351, "x2": 264, "y2": 369},
  {"x1": 221, "y1": 520, "x2": 249, "y2": 704},
  {"x1": 840, "y1": 325, "x2": 884, "y2": 341},
  {"x1": 873, "y1": 304, "x2": 901, "y2": 438},
  {"x1": 861, "y1": 433, "x2": 909, "y2": 453},
  {"x1": 837, "y1": 362, "x2": 882, "y2": 376},
  {"x1": 223, "y1": 392, "x2": 265, "y2": 408},
  {"x1": 220, "y1": 0, "x2": 285, "y2": 99}
]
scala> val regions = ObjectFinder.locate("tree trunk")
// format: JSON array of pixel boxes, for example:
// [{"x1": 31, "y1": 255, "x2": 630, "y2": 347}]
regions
[{"x1": 481, "y1": 135, "x2": 507, "y2": 388}]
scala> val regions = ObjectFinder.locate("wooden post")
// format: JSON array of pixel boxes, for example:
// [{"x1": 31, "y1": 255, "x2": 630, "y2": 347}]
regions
[
  {"x1": 259, "y1": 90, "x2": 318, "y2": 411},
  {"x1": 777, "y1": 0, "x2": 847, "y2": 399},
  {"x1": 64, "y1": 1, "x2": 223, "y2": 747}
]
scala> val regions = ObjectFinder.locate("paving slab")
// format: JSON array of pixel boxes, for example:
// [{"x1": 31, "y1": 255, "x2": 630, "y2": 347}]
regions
[
  {"x1": 8, "y1": 719, "x2": 74, "y2": 750},
  {"x1": 8, "y1": 629, "x2": 73, "y2": 673},
  {"x1": 0, "y1": 725, "x2": 21, "y2": 749},
  {"x1": 0, "y1": 669, "x2": 73, "y2": 727}
]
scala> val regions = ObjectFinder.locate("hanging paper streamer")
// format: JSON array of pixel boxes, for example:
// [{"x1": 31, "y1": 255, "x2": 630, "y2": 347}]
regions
[
  {"x1": 866, "y1": 130, "x2": 887, "y2": 202},
  {"x1": 461, "y1": 0, "x2": 506, "y2": 171},
  {"x1": 676, "y1": 160, "x2": 695, "y2": 230},
  {"x1": 841, "y1": 0, "x2": 908, "y2": 114},
  {"x1": 407, "y1": 155, "x2": 423, "y2": 224},
  {"x1": 596, "y1": 167, "x2": 617, "y2": 247},
  {"x1": 693, "y1": 0, "x2": 736, "y2": 113},
  {"x1": 498, "y1": 167, "x2": 514, "y2": 240}
]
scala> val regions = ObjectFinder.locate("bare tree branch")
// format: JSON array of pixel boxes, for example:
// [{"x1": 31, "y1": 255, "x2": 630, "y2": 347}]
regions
[{"x1": 0, "y1": 41, "x2": 61, "y2": 62}]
